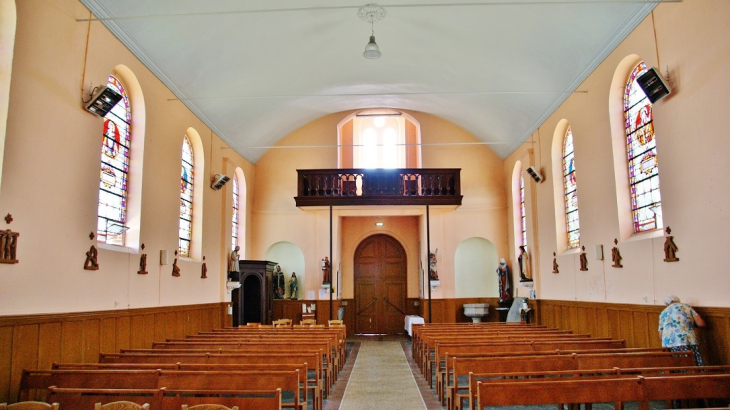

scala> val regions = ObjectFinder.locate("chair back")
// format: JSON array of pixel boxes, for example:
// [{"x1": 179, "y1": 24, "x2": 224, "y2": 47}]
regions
[
  {"x1": 95, "y1": 401, "x2": 150, "y2": 410},
  {"x1": 0, "y1": 402, "x2": 60, "y2": 410}
]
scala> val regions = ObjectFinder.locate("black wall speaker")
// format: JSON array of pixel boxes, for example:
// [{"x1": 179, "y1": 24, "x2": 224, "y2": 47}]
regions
[
  {"x1": 85, "y1": 86, "x2": 123, "y2": 117},
  {"x1": 637, "y1": 67, "x2": 671, "y2": 103}
]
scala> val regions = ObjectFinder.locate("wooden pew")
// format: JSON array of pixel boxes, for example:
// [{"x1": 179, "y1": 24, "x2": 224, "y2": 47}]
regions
[
  {"x1": 120, "y1": 344, "x2": 334, "y2": 397},
  {"x1": 431, "y1": 338, "x2": 624, "y2": 392},
  {"x1": 99, "y1": 352, "x2": 323, "y2": 408},
  {"x1": 448, "y1": 350, "x2": 696, "y2": 410},
  {"x1": 474, "y1": 373, "x2": 730, "y2": 410},
  {"x1": 465, "y1": 365, "x2": 730, "y2": 410},
  {"x1": 20, "y1": 369, "x2": 303, "y2": 410},
  {"x1": 46, "y1": 387, "x2": 283, "y2": 410},
  {"x1": 144, "y1": 340, "x2": 336, "y2": 391},
  {"x1": 52, "y1": 362, "x2": 321, "y2": 410}
]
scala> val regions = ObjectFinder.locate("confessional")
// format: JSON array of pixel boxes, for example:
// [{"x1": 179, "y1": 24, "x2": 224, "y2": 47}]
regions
[{"x1": 230, "y1": 260, "x2": 277, "y2": 326}]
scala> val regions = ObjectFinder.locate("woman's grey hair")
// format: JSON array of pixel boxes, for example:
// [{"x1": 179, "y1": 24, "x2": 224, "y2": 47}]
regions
[{"x1": 664, "y1": 294, "x2": 681, "y2": 305}]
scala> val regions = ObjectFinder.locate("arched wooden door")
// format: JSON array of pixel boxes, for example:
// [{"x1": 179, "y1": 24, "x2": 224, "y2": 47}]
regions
[{"x1": 354, "y1": 234, "x2": 407, "y2": 334}]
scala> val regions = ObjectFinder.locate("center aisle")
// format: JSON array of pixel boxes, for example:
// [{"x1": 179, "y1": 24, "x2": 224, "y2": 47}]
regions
[{"x1": 338, "y1": 339, "x2": 428, "y2": 410}]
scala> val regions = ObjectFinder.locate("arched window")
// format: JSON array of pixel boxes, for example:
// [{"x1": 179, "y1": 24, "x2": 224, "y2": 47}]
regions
[
  {"x1": 337, "y1": 110, "x2": 422, "y2": 169},
  {"x1": 97, "y1": 75, "x2": 131, "y2": 245},
  {"x1": 520, "y1": 173, "x2": 527, "y2": 247},
  {"x1": 231, "y1": 174, "x2": 239, "y2": 250},
  {"x1": 179, "y1": 135, "x2": 194, "y2": 257},
  {"x1": 625, "y1": 62, "x2": 662, "y2": 233},
  {"x1": 563, "y1": 127, "x2": 580, "y2": 249}
]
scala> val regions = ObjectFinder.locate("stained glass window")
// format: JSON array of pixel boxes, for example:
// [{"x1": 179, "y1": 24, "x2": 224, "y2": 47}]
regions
[
  {"x1": 624, "y1": 62, "x2": 663, "y2": 233},
  {"x1": 179, "y1": 135, "x2": 194, "y2": 257},
  {"x1": 232, "y1": 175, "x2": 239, "y2": 250},
  {"x1": 563, "y1": 127, "x2": 580, "y2": 249},
  {"x1": 520, "y1": 174, "x2": 527, "y2": 247},
  {"x1": 97, "y1": 75, "x2": 131, "y2": 246}
]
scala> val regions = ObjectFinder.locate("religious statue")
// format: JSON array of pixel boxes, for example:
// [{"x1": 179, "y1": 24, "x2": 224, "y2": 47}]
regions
[
  {"x1": 663, "y1": 227, "x2": 679, "y2": 262},
  {"x1": 611, "y1": 239, "x2": 623, "y2": 268},
  {"x1": 274, "y1": 264, "x2": 285, "y2": 299},
  {"x1": 0, "y1": 229, "x2": 19, "y2": 264},
  {"x1": 321, "y1": 256, "x2": 331, "y2": 285},
  {"x1": 228, "y1": 246, "x2": 240, "y2": 280},
  {"x1": 289, "y1": 272, "x2": 298, "y2": 300},
  {"x1": 579, "y1": 246, "x2": 588, "y2": 271},
  {"x1": 137, "y1": 253, "x2": 148, "y2": 274},
  {"x1": 429, "y1": 249, "x2": 439, "y2": 281},
  {"x1": 552, "y1": 252, "x2": 559, "y2": 273},
  {"x1": 172, "y1": 258, "x2": 181, "y2": 277},
  {"x1": 496, "y1": 258, "x2": 511, "y2": 300},
  {"x1": 201, "y1": 258, "x2": 207, "y2": 279},
  {"x1": 518, "y1": 246, "x2": 531, "y2": 281},
  {"x1": 84, "y1": 245, "x2": 99, "y2": 270}
]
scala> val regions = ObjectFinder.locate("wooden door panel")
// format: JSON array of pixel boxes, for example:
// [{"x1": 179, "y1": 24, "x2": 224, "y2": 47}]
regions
[
  {"x1": 354, "y1": 234, "x2": 407, "y2": 335},
  {"x1": 355, "y1": 282, "x2": 378, "y2": 334}
]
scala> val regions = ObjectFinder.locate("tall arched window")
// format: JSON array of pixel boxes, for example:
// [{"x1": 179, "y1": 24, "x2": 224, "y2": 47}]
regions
[
  {"x1": 520, "y1": 173, "x2": 527, "y2": 247},
  {"x1": 179, "y1": 135, "x2": 194, "y2": 257},
  {"x1": 563, "y1": 127, "x2": 580, "y2": 249},
  {"x1": 231, "y1": 174, "x2": 239, "y2": 250},
  {"x1": 97, "y1": 75, "x2": 131, "y2": 245},
  {"x1": 625, "y1": 62, "x2": 662, "y2": 233}
]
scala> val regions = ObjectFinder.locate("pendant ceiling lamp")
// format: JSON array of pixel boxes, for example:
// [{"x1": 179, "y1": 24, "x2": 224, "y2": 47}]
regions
[{"x1": 358, "y1": 4, "x2": 386, "y2": 59}]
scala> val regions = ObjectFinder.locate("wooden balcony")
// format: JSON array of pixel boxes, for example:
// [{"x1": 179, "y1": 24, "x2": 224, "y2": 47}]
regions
[{"x1": 295, "y1": 168, "x2": 462, "y2": 207}]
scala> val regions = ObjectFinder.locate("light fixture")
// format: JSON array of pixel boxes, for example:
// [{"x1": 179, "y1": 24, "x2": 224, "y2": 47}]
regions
[
  {"x1": 358, "y1": 4, "x2": 385, "y2": 59},
  {"x1": 376, "y1": 221, "x2": 384, "y2": 227}
]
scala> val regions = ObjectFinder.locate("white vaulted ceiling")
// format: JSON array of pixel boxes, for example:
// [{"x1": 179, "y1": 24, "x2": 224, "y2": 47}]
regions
[{"x1": 79, "y1": 0, "x2": 662, "y2": 163}]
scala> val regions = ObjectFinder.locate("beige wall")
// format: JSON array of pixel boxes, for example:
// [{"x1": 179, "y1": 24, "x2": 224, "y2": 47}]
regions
[
  {"x1": 504, "y1": 0, "x2": 730, "y2": 308},
  {"x1": 0, "y1": 0, "x2": 253, "y2": 315},
  {"x1": 251, "y1": 110, "x2": 510, "y2": 300}
]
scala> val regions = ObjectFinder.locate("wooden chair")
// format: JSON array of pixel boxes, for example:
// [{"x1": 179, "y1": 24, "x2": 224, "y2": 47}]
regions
[
  {"x1": 94, "y1": 401, "x2": 150, "y2": 410},
  {"x1": 181, "y1": 405, "x2": 239, "y2": 410},
  {"x1": 273, "y1": 319, "x2": 292, "y2": 327},
  {"x1": 327, "y1": 320, "x2": 343, "y2": 326},
  {"x1": 300, "y1": 319, "x2": 316, "y2": 326},
  {"x1": 0, "y1": 403, "x2": 59, "y2": 410}
]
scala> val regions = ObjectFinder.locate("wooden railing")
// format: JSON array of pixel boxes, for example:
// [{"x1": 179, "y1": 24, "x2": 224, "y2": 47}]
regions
[{"x1": 295, "y1": 168, "x2": 462, "y2": 207}]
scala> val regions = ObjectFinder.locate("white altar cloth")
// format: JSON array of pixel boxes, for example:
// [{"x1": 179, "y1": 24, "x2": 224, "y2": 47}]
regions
[{"x1": 404, "y1": 315, "x2": 425, "y2": 337}]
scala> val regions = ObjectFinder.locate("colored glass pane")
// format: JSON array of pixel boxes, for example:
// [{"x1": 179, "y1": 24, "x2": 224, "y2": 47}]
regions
[
  {"x1": 624, "y1": 62, "x2": 663, "y2": 233},
  {"x1": 562, "y1": 127, "x2": 580, "y2": 249},
  {"x1": 97, "y1": 75, "x2": 131, "y2": 246},
  {"x1": 179, "y1": 135, "x2": 194, "y2": 257},
  {"x1": 232, "y1": 175, "x2": 239, "y2": 250},
  {"x1": 520, "y1": 174, "x2": 527, "y2": 247}
]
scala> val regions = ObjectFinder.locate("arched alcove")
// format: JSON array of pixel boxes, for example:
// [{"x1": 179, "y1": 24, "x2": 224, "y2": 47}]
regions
[
  {"x1": 454, "y1": 237, "x2": 498, "y2": 298},
  {"x1": 0, "y1": 0, "x2": 16, "y2": 194},
  {"x1": 265, "y1": 242, "x2": 305, "y2": 299}
]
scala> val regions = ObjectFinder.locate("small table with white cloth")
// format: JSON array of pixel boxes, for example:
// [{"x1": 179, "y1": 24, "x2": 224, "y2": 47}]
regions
[{"x1": 404, "y1": 315, "x2": 425, "y2": 337}]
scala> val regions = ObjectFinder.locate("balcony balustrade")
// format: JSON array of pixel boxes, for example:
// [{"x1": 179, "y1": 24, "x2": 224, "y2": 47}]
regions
[{"x1": 295, "y1": 168, "x2": 462, "y2": 207}]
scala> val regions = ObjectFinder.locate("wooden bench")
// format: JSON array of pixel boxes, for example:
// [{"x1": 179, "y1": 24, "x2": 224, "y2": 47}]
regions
[
  {"x1": 475, "y1": 373, "x2": 730, "y2": 410},
  {"x1": 120, "y1": 344, "x2": 334, "y2": 397},
  {"x1": 46, "y1": 387, "x2": 283, "y2": 410},
  {"x1": 51, "y1": 362, "x2": 321, "y2": 410},
  {"x1": 20, "y1": 369, "x2": 303, "y2": 410},
  {"x1": 447, "y1": 350, "x2": 696, "y2": 410},
  {"x1": 99, "y1": 352, "x2": 323, "y2": 408},
  {"x1": 465, "y1": 365, "x2": 730, "y2": 410}
]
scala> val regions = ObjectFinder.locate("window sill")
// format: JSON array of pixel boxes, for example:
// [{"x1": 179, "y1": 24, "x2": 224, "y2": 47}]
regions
[
  {"x1": 558, "y1": 247, "x2": 581, "y2": 257},
  {"x1": 97, "y1": 242, "x2": 138, "y2": 254},
  {"x1": 622, "y1": 228, "x2": 665, "y2": 244}
]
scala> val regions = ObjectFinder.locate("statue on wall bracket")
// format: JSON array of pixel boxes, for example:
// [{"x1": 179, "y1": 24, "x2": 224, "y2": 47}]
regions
[
  {"x1": 611, "y1": 239, "x2": 623, "y2": 268},
  {"x1": 0, "y1": 229, "x2": 19, "y2": 264},
  {"x1": 579, "y1": 246, "x2": 588, "y2": 271},
  {"x1": 663, "y1": 226, "x2": 679, "y2": 262},
  {"x1": 84, "y1": 245, "x2": 99, "y2": 270}
]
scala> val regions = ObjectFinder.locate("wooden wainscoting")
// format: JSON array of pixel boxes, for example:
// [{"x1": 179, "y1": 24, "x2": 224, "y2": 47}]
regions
[
  {"x1": 0, "y1": 303, "x2": 222, "y2": 403},
  {"x1": 537, "y1": 299, "x2": 730, "y2": 365},
  {"x1": 419, "y1": 298, "x2": 503, "y2": 323}
]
